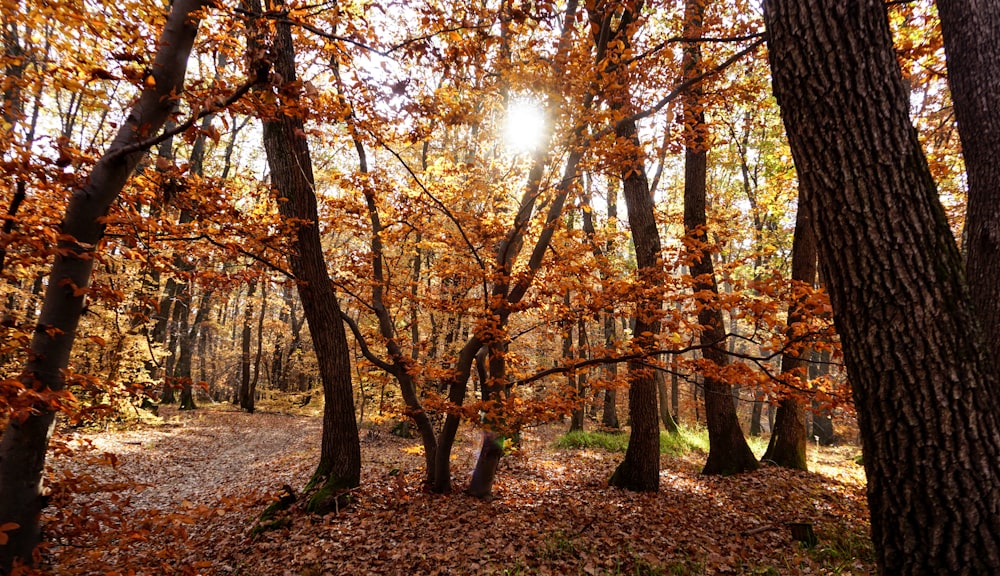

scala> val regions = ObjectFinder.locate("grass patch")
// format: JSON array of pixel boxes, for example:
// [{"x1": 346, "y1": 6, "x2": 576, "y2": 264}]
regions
[
  {"x1": 811, "y1": 527, "x2": 876, "y2": 569},
  {"x1": 557, "y1": 426, "x2": 716, "y2": 456},
  {"x1": 557, "y1": 430, "x2": 631, "y2": 452}
]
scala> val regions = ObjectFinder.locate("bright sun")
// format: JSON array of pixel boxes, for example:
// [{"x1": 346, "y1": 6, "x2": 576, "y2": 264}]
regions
[{"x1": 504, "y1": 99, "x2": 547, "y2": 153}]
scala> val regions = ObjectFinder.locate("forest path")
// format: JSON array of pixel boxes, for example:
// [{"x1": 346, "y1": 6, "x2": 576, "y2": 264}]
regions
[
  {"x1": 83, "y1": 407, "x2": 323, "y2": 509},
  {"x1": 44, "y1": 405, "x2": 872, "y2": 575}
]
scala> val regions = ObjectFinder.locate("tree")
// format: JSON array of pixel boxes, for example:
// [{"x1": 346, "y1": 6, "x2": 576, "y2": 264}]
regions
[
  {"x1": 763, "y1": 0, "x2": 1000, "y2": 572},
  {"x1": 761, "y1": 200, "x2": 817, "y2": 470},
  {"x1": 0, "y1": 0, "x2": 204, "y2": 569},
  {"x1": 250, "y1": 0, "x2": 362, "y2": 509},
  {"x1": 681, "y1": 0, "x2": 758, "y2": 476},
  {"x1": 935, "y1": 0, "x2": 1000, "y2": 356},
  {"x1": 239, "y1": 279, "x2": 257, "y2": 413}
]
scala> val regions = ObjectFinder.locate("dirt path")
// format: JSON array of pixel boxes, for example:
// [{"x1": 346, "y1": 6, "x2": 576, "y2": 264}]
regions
[{"x1": 45, "y1": 406, "x2": 326, "y2": 574}]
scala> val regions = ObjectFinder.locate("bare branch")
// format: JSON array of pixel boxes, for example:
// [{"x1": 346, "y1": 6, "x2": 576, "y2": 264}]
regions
[{"x1": 340, "y1": 311, "x2": 395, "y2": 373}]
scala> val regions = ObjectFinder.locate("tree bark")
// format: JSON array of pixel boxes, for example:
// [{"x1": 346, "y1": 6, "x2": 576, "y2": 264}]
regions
[
  {"x1": 764, "y1": 0, "x2": 1000, "y2": 572},
  {"x1": 762, "y1": 198, "x2": 817, "y2": 470},
  {"x1": 239, "y1": 281, "x2": 257, "y2": 413},
  {"x1": 608, "y1": 112, "x2": 662, "y2": 491},
  {"x1": 252, "y1": 2, "x2": 361, "y2": 502},
  {"x1": 655, "y1": 367, "x2": 679, "y2": 434},
  {"x1": 936, "y1": 0, "x2": 1000, "y2": 358},
  {"x1": 682, "y1": 0, "x2": 758, "y2": 476},
  {"x1": 0, "y1": 1, "x2": 203, "y2": 569}
]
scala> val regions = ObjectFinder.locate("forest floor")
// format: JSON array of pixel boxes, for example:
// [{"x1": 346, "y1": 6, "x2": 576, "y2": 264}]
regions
[{"x1": 40, "y1": 404, "x2": 873, "y2": 576}]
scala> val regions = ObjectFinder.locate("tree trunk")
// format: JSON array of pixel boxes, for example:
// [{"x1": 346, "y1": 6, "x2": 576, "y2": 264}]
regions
[
  {"x1": 608, "y1": 113, "x2": 662, "y2": 491},
  {"x1": 936, "y1": 0, "x2": 1000, "y2": 357},
  {"x1": 566, "y1": 295, "x2": 584, "y2": 433},
  {"x1": 670, "y1": 357, "x2": 680, "y2": 422},
  {"x1": 583, "y1": 178, "x2": 620, "y2": 430},
  {"x1": 601, "y1": 308, "x2": 620, "y2": 429},
  {"x1": 253, "y1": 3, "x2": 361, "y2": 503},
  {"x1": 177, "y1": 288, "x2": 212, "y2": 410},
  {"x1": 747, "y1": 392, "x2": 763, "y2": 437},
  {"x1": 762, "y1": 202, "x2": 817, "y2": 470},
  {"x1": 239, "y1": 281, "x2": 256, "y2": 413},
  {"x1": 763, "y1": 0, "x2": 1000, "y2": 572},
  {"x1": 467, "y1": 431, "x2": 505, "y2": 500},
  {"x1": 249, "y1": 280, "x2": 267, "y2": 408},
  {"x1": 0, "y1": 1, "x2": 202, "y2": 569},
  {"x1": 655, "y1": 366, "x2": 679, "y2": 434},
  {"x1": 682, "y1": 0, "x2": 758, "y2": 477},
  {"x1": 809, "y1": 350, "x2": 835, "y2": 446},
  {"x1": 173, "y1": 285, "x2": 199, "y2": 411}
]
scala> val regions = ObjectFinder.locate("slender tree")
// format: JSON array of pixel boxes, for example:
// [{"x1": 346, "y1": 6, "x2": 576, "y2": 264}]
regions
[
  {"x1": 681, "y1": 0, "x2": 758, "y2": 476},
  {"x1": 764, "y1": 0, "x2": 1000, "y2": 572},
  {"x1": 0, "y1": 1, "x2": 204, "y2": 569},
  {"x1": 587, "y1": 0, "x2": 673, "y2": 492},
  {"x1": 250, "y1": 0, "x2": 361, "y2": 508},
  {"x1": 761, "y1": 200, "x2": 817, "y2": 470}
]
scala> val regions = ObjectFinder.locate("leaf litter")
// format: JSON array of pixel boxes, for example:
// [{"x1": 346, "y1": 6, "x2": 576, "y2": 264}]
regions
[{"x1": 41, "y1": 406, "x2": 873, "y2": 575}]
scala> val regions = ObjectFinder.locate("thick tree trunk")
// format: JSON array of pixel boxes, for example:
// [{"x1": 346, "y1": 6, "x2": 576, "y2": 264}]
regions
[
  {"x1": 682, "y1": 0, "x2": 757, "y2": 476},
  {"x1": 0, "y1": 1, "x2": 202, "y2": 570},
  {"x1": 254, "y1": 6, "x2": 361, "y2": 502},
  {"x1": 936, "y1": 0, "x2": 1000, "y2": 357},
  {"x1": 762, "y1": 198, "x2": 818, "y2": 470},
  {"x1": 764, "y1": 0, "x2": 1000, "y2": 572}
]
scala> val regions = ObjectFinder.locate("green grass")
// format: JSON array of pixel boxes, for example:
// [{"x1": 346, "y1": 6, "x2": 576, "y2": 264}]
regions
[
  {"x1": 556, "y1": 426, "x2": 773, "y2": 458},
  {"x1": 556, "y1": 426, "x2": 716, "y2": 456}
]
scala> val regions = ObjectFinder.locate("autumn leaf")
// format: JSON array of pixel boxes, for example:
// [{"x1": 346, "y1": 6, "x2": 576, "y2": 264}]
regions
[{"x1": 0, "y1": 522, "x2": 19, "y2": 546}]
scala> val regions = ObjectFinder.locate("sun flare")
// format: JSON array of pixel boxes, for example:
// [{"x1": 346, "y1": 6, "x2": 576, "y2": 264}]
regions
[{"x1": 504, "y1": 99, "x2": 547, "y2": 153}]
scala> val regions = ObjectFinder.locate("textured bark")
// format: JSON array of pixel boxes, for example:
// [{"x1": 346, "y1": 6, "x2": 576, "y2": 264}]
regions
[
  {"x1": 608, "y1": 117, "x2": 661, "y2": 492},
  {"x1": 936, "y1": 0, "x2": 1000, "y2": 358},
  {"x1": 764, "y1": 0, "x2": 1000, "y2": 572},
  {"x1": 0, "y1": 1, "x2": 203, "y2": 570},
  {"x1": 762, "y1": 198, "x2": 817, "y2": 470},
  {"x1": 256, "y1": 8, "x2": 360, "y2": 496},
  {"x1": 682, "y1": 0, "x2": 757, "y2": 477}
]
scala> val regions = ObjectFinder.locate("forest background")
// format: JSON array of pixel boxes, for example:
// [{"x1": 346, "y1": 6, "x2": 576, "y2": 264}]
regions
[{"x1": 0, "y1": 0, "x2": 995, "y2": 574}]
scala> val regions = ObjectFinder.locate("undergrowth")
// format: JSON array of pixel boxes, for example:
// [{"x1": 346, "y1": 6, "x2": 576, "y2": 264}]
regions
[{"x1": 556, "y1": 427, "x2": 771, "y2": 458}]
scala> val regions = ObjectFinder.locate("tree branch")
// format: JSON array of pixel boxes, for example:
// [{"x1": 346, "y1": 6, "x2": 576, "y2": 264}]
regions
[
  {"x1": 340, "y1": 311, "x2": 395, "y2": 373},
  {"x1": 105, "y1": 74, "x2": 264, "y2": 163}
]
